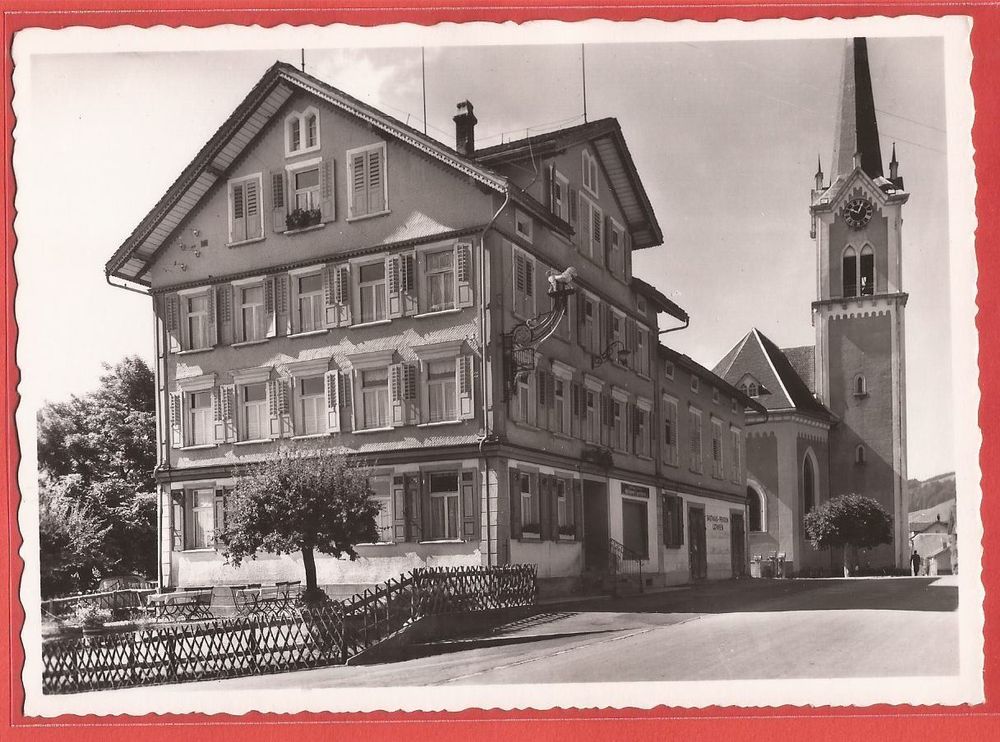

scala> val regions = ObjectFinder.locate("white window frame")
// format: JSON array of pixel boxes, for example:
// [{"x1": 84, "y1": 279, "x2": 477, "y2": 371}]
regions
[
  {"x1": 422, "y1": 246, "x2": 456, "y2": 313},
  {"x1": 284, "y1": 106, "x2": 321, "y2": 158},
  {"x1": 187, "y1": 390, "x2": 213, "y2": 447},
  {"x1": 227, "y1": 172, "x2": 264, "y2": 245},
  {"x1": 294, "y1": 269, "x2": 325, "y2": 333},
  {"x1": 608, "y1": 218, "x2": 624, "y2": 275},
  {"x1": 551, "y1": 361, "x2": 574, "y2": 436},
  {"x1": 360, "y1": 367, "x2": 391, "y2": 431},
  {"x1": 182, "y1": 291, "x2": 212, "y2": 351},
  {"x1": 691, "y1": 375, "x2": 701, "y2": 394},
  {"x1": 664, "y1": 360, "x2": 675, "y2": 381},
  {"x1": 286, "y1": 157, "x2": 323, "y2": 214},
  {"x1": 369, "y1": 475, "x2": 393, "y2": 543},
  {"x1": 730, "y1": 426, "x2": 743, "y2": 483},
  {"x1": 553, "y1": 171, "x2": 569, "y2": 222},
  {"x1": 635, "y1": 325, "x2": 649, "y2": 377},
  {"x1": 582, "y1": 149, "x2": 599, "y2": 196},
  {"x1": 428, "y1": 471, "x2": 461, "y2": 541},
  {"x1": 520, "y1": 472, "x2": 540, "y2": 534},
  {"x1": 346, "y1": 142, "x2": 389, "y2": 220},
  {"x1": 356, "y1": 259, "x2": 388, "y2": 325},
  {"x1": 187, "y1": 487, "x2": 216, "y2": 550},
  {"x1": 234, "y1": 279, "x2": 266, "y2": 344},
  {"x1": 426, "y1": 358, "x2": 458, "y2": 423},
  {"x1": 296, "y1": 375, "x2": 326, "y2": 436},
  {"x1": 240, "y1": 381, "x2": 269, "y2": 442}
]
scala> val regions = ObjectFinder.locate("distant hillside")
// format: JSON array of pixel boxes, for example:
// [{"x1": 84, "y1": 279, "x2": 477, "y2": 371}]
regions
[{"x1": 908, "y1": 472, "x2": 956, "y2": 513}]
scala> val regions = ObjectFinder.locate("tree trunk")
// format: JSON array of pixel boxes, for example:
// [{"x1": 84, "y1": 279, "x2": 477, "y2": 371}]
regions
[
  {"x1": 843, "y1": 544, "x2": 852, "y2": 578},
  {"x1": 302, "y1": 546, "x2": 318, "y2": 593}
]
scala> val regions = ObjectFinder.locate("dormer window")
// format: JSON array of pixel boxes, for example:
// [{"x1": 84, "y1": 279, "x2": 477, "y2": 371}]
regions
[{"x1": 285, "y1": 107, "x2": 321, "y2": 158}]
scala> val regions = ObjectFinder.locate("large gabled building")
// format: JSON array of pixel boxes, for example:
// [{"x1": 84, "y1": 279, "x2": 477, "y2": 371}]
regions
[{"x1": 106, "y1": 60, "x2": 760, "y2": 597}]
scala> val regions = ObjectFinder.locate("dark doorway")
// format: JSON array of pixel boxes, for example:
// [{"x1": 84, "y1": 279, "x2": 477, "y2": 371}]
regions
[
  {"x1": 688, "y1": 505, "x2": 707, "y2": 580},
  {"x1": 583, "y1": 479, "x2": 609, "y2": 571},
  {"x1": 621, "y1": 499, "x2": 649, "y2": 559},
  {"x1": 731, "y1": 511, "x2": 746, "y2": 578}
]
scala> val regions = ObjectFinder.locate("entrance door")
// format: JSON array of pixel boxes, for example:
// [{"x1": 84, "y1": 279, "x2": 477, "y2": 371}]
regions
[
  {"x1": 688, "y1": 505, "x2": 707, "y2": 580},
  {"x1": 731, "y1": 512, "x2": 746, "y2": 578},
  {"x1": 583, "y1": 480, "x2": 609, "y2": 571}
]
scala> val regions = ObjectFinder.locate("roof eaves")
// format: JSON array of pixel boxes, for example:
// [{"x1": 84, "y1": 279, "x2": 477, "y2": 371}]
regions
[{"x1": 631, "y1": 278, "x2": 688, "y2": 323}]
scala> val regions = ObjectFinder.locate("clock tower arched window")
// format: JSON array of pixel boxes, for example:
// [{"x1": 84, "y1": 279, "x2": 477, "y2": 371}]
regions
[
  {"x1": 860, "y1": 245, "x2": 875, "y2": 296},
  {"x1": 842, "y1": 246, "x2": 858, "y2": 297}
]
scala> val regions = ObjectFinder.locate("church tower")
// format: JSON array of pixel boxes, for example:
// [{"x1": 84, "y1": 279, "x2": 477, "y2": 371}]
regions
[{"x1": 810, "y1": 38, "x2": 909, "y2": 568}]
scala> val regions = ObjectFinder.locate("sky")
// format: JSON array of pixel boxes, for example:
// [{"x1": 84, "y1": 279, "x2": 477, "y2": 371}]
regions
[{"x1": 13, "y1": 32, "x2": 954, "y2": 480}]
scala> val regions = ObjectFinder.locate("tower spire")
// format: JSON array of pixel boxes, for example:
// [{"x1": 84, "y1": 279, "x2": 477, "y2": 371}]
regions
[{"x1": 831, "y1": 37, "x2": 883, "y2": 181}]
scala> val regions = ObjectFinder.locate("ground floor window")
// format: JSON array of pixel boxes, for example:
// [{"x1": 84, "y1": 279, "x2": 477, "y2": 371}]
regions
[
  {"x1": 428, "y1": 472, "x2": 460, "y2": 540},
  {"x1": 189, "y1": 488, "x2": 215, "y2": 549},
  {"x1": 520, "y1": 472, "x2": 540, "y2": 533},
  {"x1": 369, "y1": 475, "x2": 392, "y2": 542},
  {"x1": 747, "y1": 486, "x2": 764, "y2": 532},
  {"x1": 621, "y1": 498, "x2": 649, "y2": 559},
  {"x1": 556, "y1": 478, "x2": 575, "y2": 537}
]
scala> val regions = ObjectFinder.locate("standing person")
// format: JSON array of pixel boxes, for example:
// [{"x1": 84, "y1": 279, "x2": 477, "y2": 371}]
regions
[{"x1": 911, "y1": 549, "x2": 921, "y2": 576}]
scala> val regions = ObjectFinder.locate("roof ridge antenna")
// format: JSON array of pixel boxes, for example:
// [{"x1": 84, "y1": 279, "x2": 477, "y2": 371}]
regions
[
  {"x1": 581, "y1": 44, "x2": 588, "y2": 124},
  {"x1": 300, "y1": 49, "x2": 305, "y2": 73}
]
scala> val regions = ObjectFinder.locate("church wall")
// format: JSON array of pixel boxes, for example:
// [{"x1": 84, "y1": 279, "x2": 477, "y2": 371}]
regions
[
  {"x1": 796, "y1": 430, "x2": 831, "y2": 572},
  {"x1": 827, "y1": 311, "x2": 899, "y2": 567},
  {"x1": 746, "y1": 430, "x2": 779, "y2": 561}
]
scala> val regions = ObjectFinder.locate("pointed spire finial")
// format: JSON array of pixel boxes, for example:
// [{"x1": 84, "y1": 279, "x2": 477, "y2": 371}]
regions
[
  {"x1": 889, "y1": 142, "x2": 901, "y2": 184},
  {"x1": 815, "y1": 155, "x2": 824, "y2": 190},
  {"x1": 831, "y1": 37, "x2": 883, "y2": 181}
]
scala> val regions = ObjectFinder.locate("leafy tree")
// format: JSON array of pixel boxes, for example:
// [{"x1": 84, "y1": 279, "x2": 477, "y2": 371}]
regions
[
  {"x1": 220, "y1": 446, "x2": 380, "y2": 600},
  {"x1": 804, "y1": 494, "x2": 893, "y2": 577},
  {"x1": 36, "y1": 356, "x2": 157, "y2": 595},
  {"x1": 38, "y1": 478, "x2": 110, "y2": 598}
]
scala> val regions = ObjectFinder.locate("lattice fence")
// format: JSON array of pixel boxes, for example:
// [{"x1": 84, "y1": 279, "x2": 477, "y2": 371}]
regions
[{"x1": 42, "y1": 564, "x2": 536, "y2": 694}]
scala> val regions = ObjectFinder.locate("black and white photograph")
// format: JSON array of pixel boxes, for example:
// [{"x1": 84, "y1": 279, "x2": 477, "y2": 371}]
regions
[{"x1": 13, "y1": 15, "x2": 982, "y2": 714}]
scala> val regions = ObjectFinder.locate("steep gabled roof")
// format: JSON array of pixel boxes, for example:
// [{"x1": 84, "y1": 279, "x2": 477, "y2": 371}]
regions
[
  {"x1": 475, "y1": 118, "x2": 663, "y2": 250},
  {"x1": 106, "y1": 61, "x2": 514, "y2": 285},
  {"x1": 714, "y1": 328, "x2": 831, "y2": 419},
  {"x1": 782, "y1": 345, "x2": 816, "y2": 393},
  {"x1": 631, "y1": 277, "x2": 688, "y2": 323}
]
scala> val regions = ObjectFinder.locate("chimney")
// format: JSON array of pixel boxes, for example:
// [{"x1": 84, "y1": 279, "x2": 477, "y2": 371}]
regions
[{"x1": 453, "y1": 100, "x2": 477, "y2": 157}]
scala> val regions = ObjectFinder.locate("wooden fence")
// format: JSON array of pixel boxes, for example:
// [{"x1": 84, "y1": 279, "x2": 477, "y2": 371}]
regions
[
  {"x1": 42, "y1": 589, "x2": 156, "y2": 620},
  {"x1": 41, "y1": 564, "x2": 536, "y2": 694}
]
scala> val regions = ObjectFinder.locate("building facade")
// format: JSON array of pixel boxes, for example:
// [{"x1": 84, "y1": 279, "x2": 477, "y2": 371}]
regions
[
  {"x1": 106, "y1": 61, "x2": 760, "y2": 596},
  {"x1": 714, "y1": 37, "x2": 910, "y2": 573}
]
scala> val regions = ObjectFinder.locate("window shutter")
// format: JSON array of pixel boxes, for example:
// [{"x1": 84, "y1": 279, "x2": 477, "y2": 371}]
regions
[
  {"x1": 368, "y1": 147, "x2": 385, "y2": 214},
  {"x1": 624, "y1": 231, "x2": 633, "y2": 279},
  {"x1": 401, "y1": 253, "x2": 417, "y2": 315},
  {"x1": 537, "y1": 369, "x2": 547, "y2": 409},
  {"x1": 324, "y1": 370, "x2": 341, "y2": 433},
  {"x1": 275, "y1": 274, "x2": 290, "y2": 336},
  {"x1": 264, "y1": 276, "x2": 277, "y2": 337},
  {"x1": 457, "y1": 356, "x2": 475, "y2": 420},
  {"x1": 572, "y1": 479, "x2": 584, "y2": 541},
  {"x1": 401, "y1": 363, "x2": 418, "y2": 424},
  {"x1": 548, "y1": 375, "x2": 558, "y2": 431},
  {"x1": 569, "y1": 186, "x2": 578, "y2": 226},
  {"x1": 333, "y1": 264, "x2": 352, "y2": 326},
  {"x1": 217, "y1": 285, "x2": 233, "y2": 345},
  {"x1": 231, "y1": 182, "x2": 247, "y2": 242},
  {"x1": 539, "y1": 475, "x2": 552, "y2": 542},
  {"x1": 386, "y1": 254, "x2": 402, "y2": 319},
  {"x1": 455, "y1": 242, "x2": 473, "y2": 308},
  {"x1": 245, "y1": 178, "x2": 262, "y2": 240},
  {"x1": 204, "y1": 289, "x2": 218, "y2": 347},
  {"x1": 509, "y1": 468, "x2": 522, "y2": 540},
  {"x1": 576, "y1": 295, "x2": 587, "y2": 349},
  {"x1": 350, "y1": 152, "x2": 368, "y2": 218},
  {"x1": 165, "y1": 295, "x2": 181, "y2": 353},
  {"x1": 513, "y1": 251, "x2": 526, "y2": 303},
  {"x1": 405, "y1": 473, "x2": 422, "y2": 543},
  {"x1": 171, "y1": 493, "x2": 185, "y2": 551},
  {"x1": 168, "y1": 392, "x2": 183, "y2": 449},
  {"x1": 571, "y1": 382, "x2": 581, "y2": 438},
  {"x1": 461, "y1": 470, "x2": 480, "y2": 542},
  {"x1": 320, "y1": 158, "x2": 335, "y2": 222},
  {"x1": 267, "y1": 379, "x2": 282, "y2": 439},
  {"x1": 212, "y1": 386, "x2": 225, "y2": 444},
  {"x1": 392, "y1": 475, "x2": 408, "y2": 543},
  {"x1": 339, "y1": 371, "x2": 355, "y2": 432},
  {"x1": 219, "y1": 384, "x2": 235, "y2": 442},
  {"x1": 390, "y1": 363, "x2": 405, "y2": 427},
  {"x1": 323, "y1": 264, "x2": 337, "y2": 328},
  {"x1": 270, "y1": 170, "x2": 286, "y2": 233}
]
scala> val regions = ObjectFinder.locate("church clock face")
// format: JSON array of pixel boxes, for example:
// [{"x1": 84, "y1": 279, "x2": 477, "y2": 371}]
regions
[{"x1": 842, "y1": 197, "x2": 874, "y2": 229}]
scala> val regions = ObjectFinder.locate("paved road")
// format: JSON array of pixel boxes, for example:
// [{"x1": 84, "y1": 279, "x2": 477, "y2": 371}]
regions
[{"x1": 80, "y1": 576, "x2": 959, "y2": 696}]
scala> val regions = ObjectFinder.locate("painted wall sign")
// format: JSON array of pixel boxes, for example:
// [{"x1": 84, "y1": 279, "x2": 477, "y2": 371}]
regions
[
  {"x1": 706, "y1": 513, "x2": 729, "y2": 533},
  {"x1": 621, "y1": 484, "x2": 650, "y2": 499}
]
